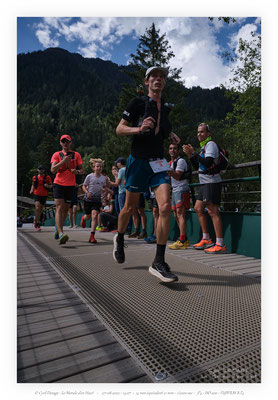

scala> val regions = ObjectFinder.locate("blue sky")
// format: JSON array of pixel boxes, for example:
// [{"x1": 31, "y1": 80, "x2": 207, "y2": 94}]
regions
[{"x1": 17, "y1": 17, "x2": 260, "y2": 89}]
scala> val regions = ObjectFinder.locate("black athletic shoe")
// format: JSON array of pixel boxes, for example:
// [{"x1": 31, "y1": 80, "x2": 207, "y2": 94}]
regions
[
  {"x1": 113, "y1": 233, "x2": 125, "y2": 264},
  {"x1": 149, "y1": 261, "x2": 178, "y2": 283}
]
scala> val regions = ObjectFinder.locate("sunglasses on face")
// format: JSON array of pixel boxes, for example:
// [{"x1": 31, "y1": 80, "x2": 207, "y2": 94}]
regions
[{"x1": 61, "y1": 139, "x2": 70, "y2": 144}]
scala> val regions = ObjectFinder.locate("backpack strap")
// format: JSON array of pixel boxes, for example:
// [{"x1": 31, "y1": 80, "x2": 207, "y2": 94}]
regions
[
  {"x1": 59, "y1": 151, "x2": 75, "y2": 160},
  {"x1": 34, "y1": 174, "x2": 47, "y2": 189},
  {"x1": 34, "y1": 175, "x2": 38, "y2": 189},
  {"x1": 173, "y1": 157, "x2": 192, "y2": 181},
  {"x1": 199, "y1": 141, "x2": 220, "y2": 175}
]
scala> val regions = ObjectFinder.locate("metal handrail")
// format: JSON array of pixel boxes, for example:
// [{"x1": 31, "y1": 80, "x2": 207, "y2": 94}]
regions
[
  {"x1": 191, "y1": 160, "x2": 261, "y2": 176},
  {"x1": 189, "y1": 176, "x2": 260, "y2": 187},
  {"x1": 189, "y1": 160, "x2": 261, "y2": 212}
]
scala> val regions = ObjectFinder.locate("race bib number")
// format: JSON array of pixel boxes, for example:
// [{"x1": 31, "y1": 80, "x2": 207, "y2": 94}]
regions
[{"x1": 149, "y1": 158, "x2": 170, "y2": 173}]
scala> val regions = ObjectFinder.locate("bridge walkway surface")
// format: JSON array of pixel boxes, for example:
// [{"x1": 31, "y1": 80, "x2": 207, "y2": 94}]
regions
[{"x1": 17, "y1": 226, "x2": 261, "y2": 383}]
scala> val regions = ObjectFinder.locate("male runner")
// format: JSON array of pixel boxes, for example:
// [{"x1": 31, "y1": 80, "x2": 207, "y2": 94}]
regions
[
  {"x1": 183, "y1": 123, "x2": 227, "y2": 253},
  {"x1": 113, "y1": 65, "x2": 180, "y2": 283},
  {"x1": 30, "y1": 165, "x2": 52, "y2": 231},
  {"x1": 51, "y1": 135, "x2": 84, "y2": 244},
  {"x1": 168, "y1": 143, "x2": 190, "y2": 249},
  {"x1": 80, "y1": 158, "x2": 109, "y2": 244}
]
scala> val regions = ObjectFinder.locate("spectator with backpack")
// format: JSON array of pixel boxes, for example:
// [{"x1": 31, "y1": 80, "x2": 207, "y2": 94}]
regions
[
  {"x1": 30, "y1": 165, "x2": 52, "y2": 231},
  {"x1": 168, "y1": 143, "x2": 191, "y2": 250},
  {"x1": 183, "y1": 123, "x2": 227, "y2": 254}
]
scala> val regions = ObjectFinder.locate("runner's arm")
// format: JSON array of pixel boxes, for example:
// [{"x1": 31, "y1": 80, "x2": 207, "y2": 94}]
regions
[
  {"x1": 169, "y1": 132, "x2": 181, "y2": 144},
  {"x1": 71, "y1": 166, "x2": 84, "y2": 175},
  {"x1": 109, "y1": 178, "x2": 120, "y2": 187},
  {"x1": 191, "y1": 153, "x2": 214, "y2": 169},
  {"x1": 82, "y1": 184, "x2": 91, "y2": 198},
  {"x1": 51, "y1": 155, "x2": 72, "y2": 174},
  {"x1": 116, "y1": 117, "x2": 155, "y2": 136},
  {"x1": 167, "y1": 170, "x2": 184, "y2": 180},
  {"x1": 183, "y1": 144, "x2": 214, "y2": 170}
]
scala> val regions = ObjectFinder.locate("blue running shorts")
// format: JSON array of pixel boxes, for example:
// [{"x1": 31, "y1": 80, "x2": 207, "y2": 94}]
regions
[{"x1": 125, "y1": 155, "x2": 170, "y2": 193}]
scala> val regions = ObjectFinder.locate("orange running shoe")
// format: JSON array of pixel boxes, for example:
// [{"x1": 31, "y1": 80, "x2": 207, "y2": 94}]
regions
[
  {"x1": 193, "y1": 238, "x2": 214, "y2": 250},
  {"x1": 204, "y1": 243, "x2": 227, "y2": 254}
]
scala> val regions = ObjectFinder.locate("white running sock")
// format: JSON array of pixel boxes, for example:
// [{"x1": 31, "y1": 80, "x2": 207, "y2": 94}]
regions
[{"x1": 216, "y1": 238, "x2": 224, "y2": 246}]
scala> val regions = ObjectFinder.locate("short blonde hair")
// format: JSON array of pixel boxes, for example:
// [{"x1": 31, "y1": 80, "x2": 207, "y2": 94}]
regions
[{"x1": 89, "y1": 158, "x2": 104, "y2": 169}]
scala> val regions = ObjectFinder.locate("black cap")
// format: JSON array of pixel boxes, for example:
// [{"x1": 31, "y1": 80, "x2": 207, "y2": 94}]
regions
[
  {"x1": 115, "y1": 157, "x2": 126, "y2": 165},
  {"x1": 38, "y1": 165, "x2": 46, "y2": 171}
]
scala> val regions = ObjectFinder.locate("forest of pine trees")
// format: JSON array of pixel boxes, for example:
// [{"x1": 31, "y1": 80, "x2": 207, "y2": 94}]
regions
[{"x1": 17, "y1": 23, "x2": 261, "y2": 202}]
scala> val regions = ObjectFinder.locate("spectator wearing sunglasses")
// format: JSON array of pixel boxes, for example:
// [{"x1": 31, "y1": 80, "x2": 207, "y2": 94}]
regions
[
  {"x1": 50, "y1": 135, "x2": 84, "y2": 245},
  {"x1": 30, "y1": 165, "x2": 52, "y2": 231}
]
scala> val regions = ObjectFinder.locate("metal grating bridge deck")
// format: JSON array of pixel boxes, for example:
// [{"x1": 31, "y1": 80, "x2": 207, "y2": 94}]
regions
[{"x1": 18, "y1": 227, "x2": 261, "y2": 383}]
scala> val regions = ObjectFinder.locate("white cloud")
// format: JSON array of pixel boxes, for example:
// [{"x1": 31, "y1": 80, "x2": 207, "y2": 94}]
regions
[
  {"x1": 224, "y1": 23, "x2": 260, "y2": 89},
  {"x1": 229, "y1": 23, "x2": 258, "y2": 50},
  {"x1": 35, "y1": 24, "x2": 59, "y2": 48},
  {"x1": 33, "y1": 17, "x2": 259, "y2": 89},
  {"x1": 155, "y1": 18, "x2": 231, "y2": 88}
]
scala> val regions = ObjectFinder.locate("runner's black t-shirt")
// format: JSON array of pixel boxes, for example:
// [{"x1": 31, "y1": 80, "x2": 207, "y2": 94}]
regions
[{"x1": 121, "y1": 96, "x2": 172, "y2": 159}]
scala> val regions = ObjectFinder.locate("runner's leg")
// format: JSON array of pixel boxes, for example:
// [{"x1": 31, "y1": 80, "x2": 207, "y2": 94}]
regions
[
  {"x1": 117, "y1": 191, "x2": 140, "y2": 234},
  {"x1": 153, "y1": 183, "x2": 171, "y2": 244}
]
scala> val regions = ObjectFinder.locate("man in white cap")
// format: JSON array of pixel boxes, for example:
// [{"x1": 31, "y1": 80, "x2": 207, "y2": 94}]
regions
[
  {"x1": 113, "y1": 66, "x2": 181, "y2": 283},
  {"x1": 51, "y1": 135, "x2": 84, "y2": 244}
]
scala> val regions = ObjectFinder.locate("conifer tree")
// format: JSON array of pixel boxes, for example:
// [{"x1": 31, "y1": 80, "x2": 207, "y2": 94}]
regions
[{"x1": 98, "y1": 23, "x2": 190, "y2": 177}]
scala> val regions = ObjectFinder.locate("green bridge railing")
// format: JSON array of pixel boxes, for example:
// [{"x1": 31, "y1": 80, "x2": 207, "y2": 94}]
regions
[{"x1": 42, "y1": 160, "x2": 261, "y2": 258}]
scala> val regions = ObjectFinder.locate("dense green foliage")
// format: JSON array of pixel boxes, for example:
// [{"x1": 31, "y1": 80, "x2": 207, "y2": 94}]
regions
[{"x1": 17, "y1": 23, "x2": 261, "y2": 202}]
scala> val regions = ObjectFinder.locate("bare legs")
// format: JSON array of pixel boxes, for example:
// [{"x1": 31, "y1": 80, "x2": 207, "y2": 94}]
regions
[
  {"x1": 153, "y1": 184, "x2": 171, "y2": 245},
  {"x1": 55, "y1": 199, "x2": 70, "y2": 235},
  {"x1": 194, "y1": 200, "x2": 223, "y2": 238},
  {"x1": 117, "y1": 191, "x2": 141, "y2": 233},
  {"x1": 34, "y1": 201, "x2": 44, "y2": 226}
]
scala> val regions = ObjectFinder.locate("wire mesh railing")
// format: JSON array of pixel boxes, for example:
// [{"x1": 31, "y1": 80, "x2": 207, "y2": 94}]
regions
[{"x1": 189, "y1": 161, "x2": 261, "y2": 213}]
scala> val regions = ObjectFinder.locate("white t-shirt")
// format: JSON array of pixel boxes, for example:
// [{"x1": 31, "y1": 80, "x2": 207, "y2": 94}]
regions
[
  {"x1": 199, "y1": 141, "x2": 222, "y2": 184},
  {"x1": 170, "y1": 157, "x2": 190, "y2": 193},
  {"x1": 83, "y1": 173, "x2": 107, "y2": 201}
]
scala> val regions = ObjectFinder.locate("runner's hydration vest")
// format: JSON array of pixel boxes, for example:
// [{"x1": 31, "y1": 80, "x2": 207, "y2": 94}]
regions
[
  {"x1": 34, "y1": 174, "x2": 47, "y2": 189},
  {"x1": 59, "y1": 151, "x2": 75, "y2": 160},
  {"x1": 199, "y1": 142, "x2": 229, "y2": 175},
  {"x1": 137, "y1": 96, "x2": 173, "y2": 136},
  {"x1": 58, "y1": 151, "x2": 76, "y2": 172}
]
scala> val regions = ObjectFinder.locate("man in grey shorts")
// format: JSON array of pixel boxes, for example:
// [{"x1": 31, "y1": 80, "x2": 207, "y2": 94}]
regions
[
  {"x1": 168, "y1": 143, "x2": 191, "y2": 250},
  {"x1": 183, "y1": 123, "x2": 227, "y2": 254}
]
